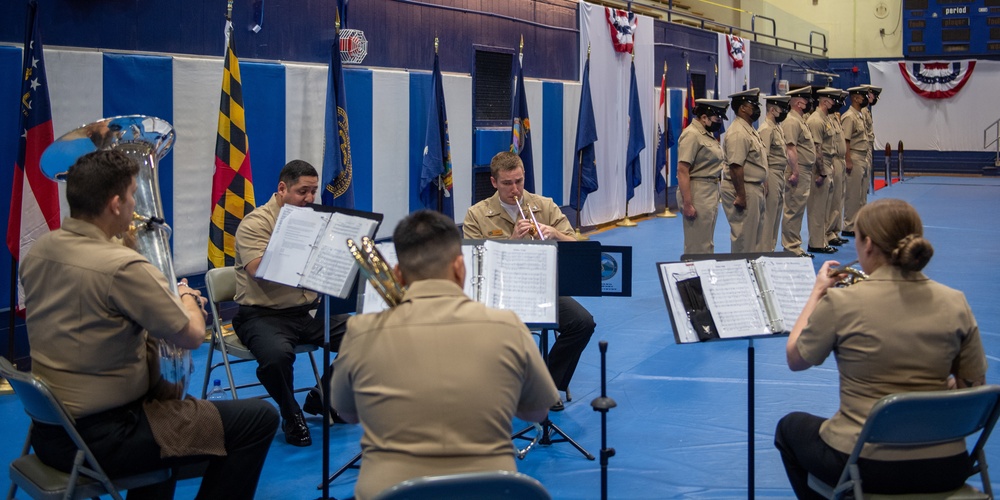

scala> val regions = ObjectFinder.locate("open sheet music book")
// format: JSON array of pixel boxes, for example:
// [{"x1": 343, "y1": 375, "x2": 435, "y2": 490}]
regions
[
  {"x1": 360, "y1": 239, "x2": 559, "y2": 327},
  {"x1": 255, "y1": 204, "x2": 381, "y2": 298},
  {"x1": 658, "y1": 256, "x2": 816, "y2": 343}
]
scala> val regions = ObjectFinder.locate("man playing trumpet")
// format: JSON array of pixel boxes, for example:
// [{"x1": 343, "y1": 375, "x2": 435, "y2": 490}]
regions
[{"x1": 463, "y1": 151, "x2": 596, "y2": 410}]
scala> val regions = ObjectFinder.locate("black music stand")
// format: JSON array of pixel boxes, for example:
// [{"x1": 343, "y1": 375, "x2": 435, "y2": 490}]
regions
[
  {"x1": 511, "y1": 240, "x2": 619, "y2": 462},
  {"x1": 662, "y1": 251, "x2": 799, "y2": 500}
]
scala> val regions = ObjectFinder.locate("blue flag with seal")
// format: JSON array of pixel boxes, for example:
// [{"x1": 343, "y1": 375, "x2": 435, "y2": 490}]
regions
[
  {"x1": 570, "y1": 56, "x2": 598, "y2": 212},
  {"x1": 321, "y1": 13, "x2": 354, "y2": 208},
  {"x1": 625, "y1": 60, "x2": 645, "y2": 202},
  {"x1": 419, "y1": 51, "x2": 454, "y2": 218},
  {"x1": 510, "y1": 53, "x2": 536, "y2": 194}
]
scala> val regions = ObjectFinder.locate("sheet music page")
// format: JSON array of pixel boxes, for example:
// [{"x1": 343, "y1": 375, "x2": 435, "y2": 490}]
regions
[
  {"x1": 480, "y1": 240, "x2": 557, "y2": 325},
  {"x1": 359, "y1": 242, "x2": 398, "y2": 314},
  {"x1": 300, "y1": 212, "x2": 379, "y2": 298},
  {"x1": 755, "y1": 256, "x2": 817, "y2": 329},
  {"x1": 658, "y1": 262, "x2": 700, "y2": 343},
  {"x1": 461, "y1": 244, "x2": 478, "y2": 300},
  {"x1": 693, "y1": 260, "x2": 770, "y2": 338},
  {"x1": 256, "y1": 205, "x2": 327, "y2": 288}
]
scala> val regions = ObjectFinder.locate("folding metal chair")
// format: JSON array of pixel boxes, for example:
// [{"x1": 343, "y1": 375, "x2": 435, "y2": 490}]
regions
[
  {"x1": 808, "y1": 385, "x2": 1000, "y2": 500},
  {"x1": 371, "y1": 470, "x2": 551, "y2": 500},
  {"x1": 1, "y1": 357, "x2": 171, "y2": 500},
  {"x1": 199, "y1": 266, "x2": 322, "y2": 399}
]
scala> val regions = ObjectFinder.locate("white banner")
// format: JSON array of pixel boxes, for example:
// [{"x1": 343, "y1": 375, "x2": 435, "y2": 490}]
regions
[{"x1": 868, "y1": 59, "x2": 1000, "y2": 152}]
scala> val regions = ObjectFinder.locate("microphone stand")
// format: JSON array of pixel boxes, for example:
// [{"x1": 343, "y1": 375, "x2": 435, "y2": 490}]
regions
[{"x1": 590, "y1": 341, "x2": 616, "y2": 500}]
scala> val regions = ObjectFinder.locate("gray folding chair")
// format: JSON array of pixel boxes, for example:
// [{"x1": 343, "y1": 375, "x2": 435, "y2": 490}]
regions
[
  {"x1": 371, "y1": 470, "x2": 551, "y2": 500},
  {"x1": 808, "y1": 385, "x2": 1000, "y2": 500},
  {"x1": 1, "y1": 357, "x2": 171, "y2": 500},
  {"x1": 199, "y1": 266, "x2": 322, "y2": 400}
]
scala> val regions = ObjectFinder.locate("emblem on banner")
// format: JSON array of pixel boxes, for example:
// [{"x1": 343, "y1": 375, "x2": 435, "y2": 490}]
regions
[
  {"x1": 726, "y1": 35, "x2": 745, "y2": 69},
  {"x1": 898, "y1": 60, "x2": 976, "y2": 99},
  {"x1": 605, "y1": 7, "x2": 637, "y2": 53}
]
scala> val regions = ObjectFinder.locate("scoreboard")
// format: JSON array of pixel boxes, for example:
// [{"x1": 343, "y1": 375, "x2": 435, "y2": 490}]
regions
[{"x1": 903, "y1": 0, "x2": 1000, "y2": 57}]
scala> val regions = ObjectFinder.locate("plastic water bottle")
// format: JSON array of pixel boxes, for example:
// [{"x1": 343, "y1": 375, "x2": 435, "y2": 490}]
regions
[{"x1": 206, "y1": 379, "x2": 229, "y2": 401}]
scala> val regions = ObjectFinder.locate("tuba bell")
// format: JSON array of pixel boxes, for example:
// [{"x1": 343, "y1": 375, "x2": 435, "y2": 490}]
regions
[{"x1": 40, "y1": 115, "x2": 192, "y2": 399}]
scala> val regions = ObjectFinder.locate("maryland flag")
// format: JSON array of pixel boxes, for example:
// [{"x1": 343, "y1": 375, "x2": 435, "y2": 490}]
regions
[{"x1": 208, "y1": 23, "x2": 255, "y2": 269}]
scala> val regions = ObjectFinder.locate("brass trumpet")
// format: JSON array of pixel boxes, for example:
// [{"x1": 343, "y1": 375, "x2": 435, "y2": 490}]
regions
[
  {"x1": 347, "y1": 236, "x2": 406, "y2": 307},
  {"x1": 516, "y1": 196, "x2": 545, "y2": 240},
  {"x1": 827, "y1": 260, "x2": 869, "y2": 287}
]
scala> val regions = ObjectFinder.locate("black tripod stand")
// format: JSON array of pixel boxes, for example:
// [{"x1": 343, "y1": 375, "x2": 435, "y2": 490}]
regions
[
  {"x1": 512, "y1": 329, "x2": 595, "y2": 460},
  {"x1": 590, "y1": 341, "x2": 616, "y2": 500}
]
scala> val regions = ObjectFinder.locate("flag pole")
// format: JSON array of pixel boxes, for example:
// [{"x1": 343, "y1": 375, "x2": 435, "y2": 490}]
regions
[
  {"x1": 658, "y1": 60, "x2": 677, "y2": 218},
  {"x1": 575, "y1": 44, "x2": 590, "y2": 241},
  {"x1": 617, "y1": 49, "x2": 637, "y2": 228},
  {"x1": 434, "y1": 36, "x2": 444, "y2": 214}
]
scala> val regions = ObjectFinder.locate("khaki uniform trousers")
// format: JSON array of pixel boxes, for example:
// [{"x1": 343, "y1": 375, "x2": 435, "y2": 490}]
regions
[
  {"x1": 760, "y1": 168, "x2": 786, "y2": 252},
  {"x1": 720, "y1": 180, "x2": 765, "y2": 254},
  {"x1": 807, "y1": 157, "x2": 834, "y2": 249},
  {"x1": 826, "y1": 155, "x2": 846, "y2": 242},
  {"x1": 843, "y1": 150, "x2": 869, "y2": 232},
  {"x1": 681, "y1": 178, "x2": 720, "y2": 255},
  {"x1": 863, "y1": 148, "x2": 872, "y2": 205},
  {"x1": 781, "y1": 165, "x2": 812, "y2": 254}
]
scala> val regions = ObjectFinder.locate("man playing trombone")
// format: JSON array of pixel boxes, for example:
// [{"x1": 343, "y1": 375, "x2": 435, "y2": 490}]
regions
[{"x1": 463, "y1": 151, "x2": 596, "y2": 410}]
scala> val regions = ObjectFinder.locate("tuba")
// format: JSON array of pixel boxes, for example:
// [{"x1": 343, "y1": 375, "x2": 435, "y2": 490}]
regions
[{"x1": 41, "y1": 115, "x2": 192, "y2": 398}]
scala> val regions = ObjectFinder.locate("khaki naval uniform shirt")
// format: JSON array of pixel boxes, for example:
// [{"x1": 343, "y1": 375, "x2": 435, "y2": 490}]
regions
[
  {"x1": 841, "y1": 107, "x2": 870, "y2": 154},
  {"x1": 235, "y1": 193, "x2": 318, "y2": 308},
  {"x1": 797, "y1": 266, "x2": 987, "y2": 460},
  {"x1": 677, "y1": 120, "x2": 725, "y2": 180},
  {"x1": 759, "y1": 117, "x2": 789, "y2": 171},
  {"x1": 781, "y1": 112, "x2": 816, "y2": 168},
  {"x1": 331, "y1": 280, "x2": 559, "y2": 500},
  {"x1": 463, "y1": 191, "x2": 572, "y2": 240},
  {"x1": 806, "y1": 111, "x2": 836, "y2": 177},
  {"x1": 22, "y1": 217, "x2": 225, "y2": 457}
]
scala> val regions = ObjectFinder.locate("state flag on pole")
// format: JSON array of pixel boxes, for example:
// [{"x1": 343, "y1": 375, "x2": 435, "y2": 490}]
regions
[
  {"x1": 510, "y1": 52, "x2": 536, "y2": 194},
  {"x1": 208, "y1": 21, "x2": 256, "y2": 269},
  {"x1": 654, "y1": 71, "x2": 674, "y2": 194},
  {"x1": 625, "y1": 60, "x2": 645, "y2": 202},
  {"x1": 569, "y1": 55, "x2": 598, "y2": 211},
  {"x1": 419, "y1": 50, "x2": 454, "y2": 218},
  {"x1": 8, "y1": 0, "x2": 61, "y2": 312},
  {"x1": 683, "y1": 69, "x2": 696, "y2": 129},
  {"x1": 322, "y1": 8, "x2": 354, "y2": 208}
]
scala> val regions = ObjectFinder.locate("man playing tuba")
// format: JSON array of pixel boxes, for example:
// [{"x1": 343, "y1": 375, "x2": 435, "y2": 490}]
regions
[{"x1": 22, "y1": 150, "x2": 278, "y2": 499}]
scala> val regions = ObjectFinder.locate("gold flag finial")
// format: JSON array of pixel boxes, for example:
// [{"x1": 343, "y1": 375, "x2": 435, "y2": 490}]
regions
[
  {"x1": 632, "y1": 48, "x2": 635, "y2": 62},
  {"x1": 686, "y1": 60, "x2": 690, "y2": 72},
  {"x1": 226, "y1": 0, "x2": 233, "y2": 21},
  {"x1": 519, "y1": 34, "x2": 524, "y2": 55},
  {"x1": 587, "y1": 43, "x2": 591, "y2": 58},
  {"x1": 774, "y1": 68, "x2": 777, "y2": 78},
  {"x1": 663, "y1": 61, "x2": 667, "y2": 74},
  {"x1": 715, "y1": 63, "x2": 718, "y2": 75},
  {"x1": 335, "y1": 9, "x2": 341, "y2": 32},
  {"x1": 435, "y1": 36, "x2": 439, "y2": 54}
]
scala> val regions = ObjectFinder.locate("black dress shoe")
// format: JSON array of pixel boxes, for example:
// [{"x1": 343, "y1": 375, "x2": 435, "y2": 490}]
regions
[
  {"x1": 841, "y1": 230, "x2": 855, "y2": 237},
  {"x1": 303, "y1": 388, "x2": 347, "y2": 424},
  {"x1": 282, "y1": 411, "x2": 312, "y2": 447},
  {"x1": 807, "y1": 246, "x2": 838, "y2": 254},
  {"x1": 550, "y1": 400, "x2": 565, "y2": 412},
  {"x1": 828, "y1": 238, "x2": 846, "y2": 246}
]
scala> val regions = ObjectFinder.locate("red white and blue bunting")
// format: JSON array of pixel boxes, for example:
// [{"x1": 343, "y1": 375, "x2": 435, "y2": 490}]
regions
[
  {"x1": 898, "y1": 60, "x2": 976, "y2": 99},
  {"x1": 726, "y1": 35, "x2": 745, "y2": 69},
  {"x1": 605, "y1": 7, "x2": 637, "y2": 53}
]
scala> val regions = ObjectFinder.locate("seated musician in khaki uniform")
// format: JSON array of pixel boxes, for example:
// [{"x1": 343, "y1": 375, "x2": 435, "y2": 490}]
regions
[
  {"x1": 463, "y1": 151, "x2": 595, "y2": 410},
  {"x1": 23, "y1": 150, "x2": 278, "y2": 499},
  {"x1": 331, "y1": 210, "x2": 558, "y2": 500}
]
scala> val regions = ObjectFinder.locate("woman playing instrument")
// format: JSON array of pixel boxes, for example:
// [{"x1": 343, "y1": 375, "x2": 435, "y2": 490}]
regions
[{"x1": 775, "y1": 198, "x2": 987, "y2": 497}]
